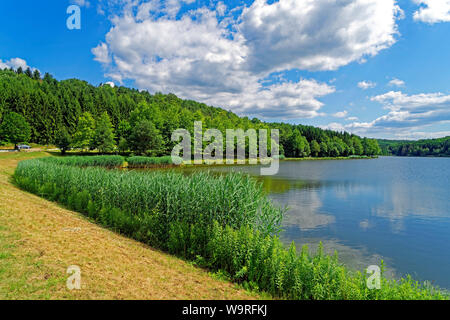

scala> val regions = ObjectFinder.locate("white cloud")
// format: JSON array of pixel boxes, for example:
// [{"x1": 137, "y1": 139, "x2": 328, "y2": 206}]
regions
[
  {"x1": 413, "y1": 0, "x2": 450, "y2": 24},
  {"x1": 93, "y1": 0, "x2": 403, "y2": 119},
  {"x1": 325, "y1": 90, "x2": 450, "y2": 138},
  {"x1": 92, "y1": 42, "x2": 111, "y2": 64},
  {"x1": 358, "y1": 81, "x2": 377, "y2": 90},
  {"x1": 333, "y1": 111, "x2": 348, "y2": 118},
  {"x1": 72, "y1": 0, "x2": 91, "y2": 8},
  {"x1": 0, "y1": 57, "x2": 37, "y2": 72},
  {"x1": 388, "y1": 78, "x2": 405, "y2": 87},
  {"x1": 319, "y1": 122, "x2": 346, "y2": 132},
  {"x1": 393, "y1": 130, "x2": 450, "y2": 140},
  {"x1": 347, "y1": 116, "x2": 359, "y2": 121},
  {"x1": 240, "y1": 0, "x2": 403, "y2": 73}
]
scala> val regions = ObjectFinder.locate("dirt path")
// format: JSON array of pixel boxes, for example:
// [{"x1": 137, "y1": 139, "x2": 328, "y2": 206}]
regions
[{"x1": 0, "y1": 152, "x2": 259, "y2": 300}]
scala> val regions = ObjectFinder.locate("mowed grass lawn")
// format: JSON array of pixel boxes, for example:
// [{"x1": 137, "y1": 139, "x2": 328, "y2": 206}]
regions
[{"x1": 0, "y1": 152, "x2": 259, "y2": 300}]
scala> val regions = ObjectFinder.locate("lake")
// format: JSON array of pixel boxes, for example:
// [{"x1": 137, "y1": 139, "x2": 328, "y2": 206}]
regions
[{"x1": 182, "y1": 157, "x2": 450, "y2": 289}]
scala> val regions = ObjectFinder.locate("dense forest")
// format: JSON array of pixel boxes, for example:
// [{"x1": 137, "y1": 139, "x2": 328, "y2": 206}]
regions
[
  {"x1": 379, "y1": 137, "x2": 450, "y2": 157},
  {"x1": 0, "y1": 68, "x2": 381, "y2": 157}
]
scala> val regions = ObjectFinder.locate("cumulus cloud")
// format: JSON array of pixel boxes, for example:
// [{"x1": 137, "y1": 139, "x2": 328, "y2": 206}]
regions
[
  {"x1": 92, "y1": 42, "x2": 111, "y2": 64},
  {"x1": 413, "y1": 0, "x2": 450, "y2": 24},
  {"x1": 333, "y1": 111, "x2": 348, "y2": 118},
  {"x1": 0, "y1": 57, "x2": 37, "y2": 72},
  {"x1": 240, "y1": 0, "x2": 403, "y2": 73},
  {"x1": 388, "y1": 78, "x2": 405, "y2": 87},
  {"x1": 92, "y1": 0, "x2": 403, "y2": 119},
  {"x1": 324, "y1": 90, "x2": 450, "y2": 138},
  {"x1": 358, "y1": 81, "x2": 377, "y2": 90}
]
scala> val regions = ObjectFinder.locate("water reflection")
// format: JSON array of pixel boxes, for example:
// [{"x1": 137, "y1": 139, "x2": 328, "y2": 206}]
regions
[{"x1": 174, "y1": 157, "x2": 450, "y2": 288}]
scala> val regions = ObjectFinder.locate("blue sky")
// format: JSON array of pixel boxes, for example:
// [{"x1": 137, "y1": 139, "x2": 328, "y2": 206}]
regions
[{"x1": 1, "y1": 0, "x2": 450, "y2": 139}]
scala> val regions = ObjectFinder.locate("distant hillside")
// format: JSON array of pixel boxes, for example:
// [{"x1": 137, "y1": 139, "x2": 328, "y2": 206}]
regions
[
  {"x1": 0, "y1": 68, "x2": 380, "y2": 157},
  {"x1": 378, "y1": 137, "x2": 450, "y2": 157}
]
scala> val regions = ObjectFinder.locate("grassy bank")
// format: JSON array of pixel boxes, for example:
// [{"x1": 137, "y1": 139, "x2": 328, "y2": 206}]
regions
[
  {"x1": 0, "y1": 152, "x2": 259, "y2": 299},
  {"x1": 13, "y1": 156, "x2": 447, "y2": 300}
]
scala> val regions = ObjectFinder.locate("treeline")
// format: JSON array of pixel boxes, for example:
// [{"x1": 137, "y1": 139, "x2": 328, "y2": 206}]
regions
[
  {"x1": 0, "y1": 68, "x2": 380, "y2": 157},
  {"x1": 379, "y1": 137, "x2": 450, "y2": 157}
]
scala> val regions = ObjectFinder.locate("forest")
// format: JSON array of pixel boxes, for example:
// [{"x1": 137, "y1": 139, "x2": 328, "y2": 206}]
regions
[
  {"x1": 0, "y1": 68, "x2": 381, "y2": 157},
  {"x1": 378, "y1": 137, "x2": 450, "y2": 157}
]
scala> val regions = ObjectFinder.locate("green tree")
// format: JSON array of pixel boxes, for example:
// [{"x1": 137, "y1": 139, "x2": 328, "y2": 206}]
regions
[
  {"x1": 55, "y1": 127, "x2": 72, "y2": 155},
  {"x1": 92, "y1": 112, "x2": 116, "y2": 153},
  {"x1": 128, "y1": 119, "x2": 164, "y2": 156},
  {"x1": 352, "y1": 136, "x2": 363, "y2": 155},
  {"x1": 33, "y1": 69, "x2": 41, "y2": 80},
  {"x1": 319, "y1": 141, "x2": 328, "y2": 157},
  {"x1": 118, "y1": 137, "x2": 128, "y2": 154},
  {"x1": 117, "y1": 120, "x2": 132, "y2": 141},
  {"x1": 0, "y1": 112, "x2": 31, "y2": 149},
  {"x1": 310, "y1": 140, "x2": 321, "y2": 157},
  {"x1": 73, "y1": 112, "x2": 95, "y2": 151}
]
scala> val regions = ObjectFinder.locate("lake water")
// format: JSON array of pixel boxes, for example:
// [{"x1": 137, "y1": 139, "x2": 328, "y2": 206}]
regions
[{"x1": 182, "y1": 157, "x2": 450, "y2": 289}]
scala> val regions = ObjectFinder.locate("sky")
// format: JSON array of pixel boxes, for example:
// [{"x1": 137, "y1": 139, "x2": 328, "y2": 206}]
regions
[{"x1": 1, "y1": 0, "x2": 450, "y2": 140}]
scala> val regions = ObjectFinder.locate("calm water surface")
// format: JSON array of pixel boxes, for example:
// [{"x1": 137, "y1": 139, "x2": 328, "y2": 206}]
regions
[{"x1": 182, "y1": 157, "x2": 450, "y2": 289}]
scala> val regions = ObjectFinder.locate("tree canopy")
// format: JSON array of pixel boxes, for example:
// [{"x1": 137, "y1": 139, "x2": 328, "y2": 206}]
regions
[
  {"x1": 0, "y1": 111, "x2": 31, "y2": 148},
  {"x1": 0, "y1": 68, "x2": 381, "y2": 157}
]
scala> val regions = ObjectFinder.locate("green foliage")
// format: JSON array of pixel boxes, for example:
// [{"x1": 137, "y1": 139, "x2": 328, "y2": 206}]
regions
[
  {"x1": 55, "y1": 127, "x2": 72, "y2": 155},
  {"x1": 310, "y1": 140, "x2": 320, "y2": 157},
  {"x1": 127, "y1": 156, "x2": 181, "y2": 168},
  {"x1": 13, "y1": 158, "x2": 448, "y2": 300},
  {"x1": 0, "y1": 69, "x2": 380, "y2": 157},
  {"x1": 72, "y1": 112, "x2": 95, "y2": 151},
  {"x1": 379, "y1": 136, "x2": 450, "y2": 157},
  {"x1": 128, "y1": 119, "x2": 164, "y2": 156},
  {"x1": 118, "y1": 137, "x2": 128, "y2": 153},
  {"x1": 14, "y1": 158, "x2": 283, "y2": 235},
  {"x1": 41, "y1": 155, "x2": 124, "y2": 168},
  {"x1": 92, "y1": 112, "x2": 116, "y2": 153},
  {"x1": 0, "y1": 112, "x2": 31, "y2": 148}
]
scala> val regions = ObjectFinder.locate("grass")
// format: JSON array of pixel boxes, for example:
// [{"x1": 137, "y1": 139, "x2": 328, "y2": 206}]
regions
[
  {"x1": 0, "y1": 152, "x2": 259, "y2": 299},
  {"x1": 42, "y1": 155, "x2": 125, "y2": 168},
  {"x1": 127, "y1": 156, "x2": 181, "y2": 168},
  {"x1": 13, "y1": 155, "x2": 448, "y2": 300}
]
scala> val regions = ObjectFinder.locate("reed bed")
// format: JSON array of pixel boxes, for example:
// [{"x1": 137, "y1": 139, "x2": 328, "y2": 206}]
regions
[
  {"x1": 42, "y1": 155, "x2": 125, "y2": 168},
  {"x1": 13, "y1": 158, "x2": 447, "y2": 300},
  {"x1": 127, "y1": 156, "x2": 181, "y2": 168}
]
